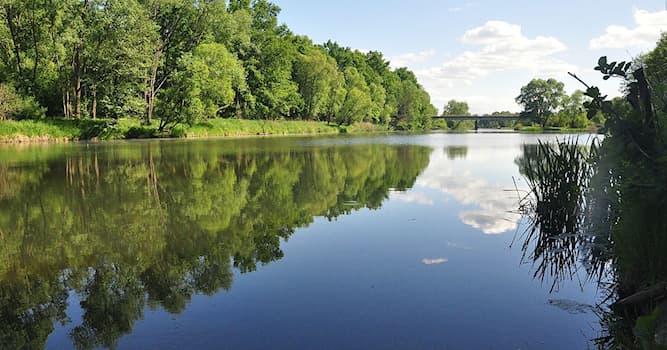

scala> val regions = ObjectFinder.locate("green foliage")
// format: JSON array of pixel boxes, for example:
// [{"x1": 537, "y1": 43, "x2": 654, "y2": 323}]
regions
[
  {"x1": 0, "y1": 84, "x2": 46, "y2": 120},
  {"x1": 292, "y1": 48, "x2": 344, "y2": 120},
  {"x1": 157, "y1": 42, "x2": 247, "y2": 129},
  {"x1": 0, "y1": 140, "x2": 431, "y2": 347},
  {"x1": 124, "y1": 125, "x2": 157, "y2": 139},
  {"x1": 336, "y1": 67, "x2": 372, "y2": 125},
  {"x1": 442, "y1": 100, "x2": 470, "y2": 116},
  {"x1": 0, "y1": 84, "x2": 21, "y2": 120},
  {"x1": 170, "y1": 124, "x2": 187, "y2": 138},
  {"x1": 78, "y1": 119, "x2": 120, "y2": 139},
  {"x1": 515, "y1": 34, "x2": 667, "y2": 348},
  {"x1": 516, "y1": 78, "x2": 566, "y2": 127},
  {"x1": 441, "y1": 100, "x2": 474, "y2": 130},
  {"x1": 0, "y1": 0, "x2": 434, "y2": 131}
]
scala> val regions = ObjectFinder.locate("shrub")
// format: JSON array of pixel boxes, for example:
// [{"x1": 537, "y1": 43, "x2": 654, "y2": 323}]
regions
[
  {"x1": 0, "y1": 84, "x2": 20, "y2": 120},
  {"x1": 125, "y1": 126, "x2": 157, "y2": 139},
  {"x1": 16, "y1": 95, "x2": 47, "y2": 120},
  {"x1": 0, "y1": 84, "x2": 46, "y2": 120},
  {"x1": 78, "y1": 119, "x2": 120, "y2": 139},
  {"x1": 170, "y1": 124, "x2": 187, "y2": 138}
]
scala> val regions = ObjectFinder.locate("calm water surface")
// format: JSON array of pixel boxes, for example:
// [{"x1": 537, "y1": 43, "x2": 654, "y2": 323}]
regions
[{"x1": 0, "y1": 133, "x2": 600, "y2": 349}]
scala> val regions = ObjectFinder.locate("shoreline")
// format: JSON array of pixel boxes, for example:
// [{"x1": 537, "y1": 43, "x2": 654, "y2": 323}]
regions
[{"x1": 0, "y1": 118, "x2": 598, "y2": 145}]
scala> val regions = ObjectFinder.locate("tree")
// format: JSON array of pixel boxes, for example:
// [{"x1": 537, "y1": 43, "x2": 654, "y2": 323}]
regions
[
  {"x1": 156, "y1": 42, "x2": 247, "y2": 129},
  {"x1": 84, "y1": 0, "x2": 158, "y2": 119},
  {"x1": 441, "y1": 100, "x2": 472, "y2": 130},
  {"x1": 140, "y1": 0, "x2": 212, "y2": 124},
  {"x1": 0, "y1": 0, "x2": 436, "y2": 130},
  {"x1": 292, "y1": 48, "x2": 341, "y2": 120},
  {"x1": 516, "y1": 78, "x2": 566, "y2": 127},
  {"x1": 336, "y1": 67, "x2": 372, "y2": 125},
  {"x1": 442, "y1": 100, "x2": 470, "y2": 115}
]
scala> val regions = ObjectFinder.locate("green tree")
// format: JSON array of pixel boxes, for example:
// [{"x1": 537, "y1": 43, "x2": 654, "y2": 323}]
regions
[
  {"x1": 442, "y1": 100, "x2": 470, "y2": 115},
  {"x1": 156, "y1": 42, "x2": 247, "y2": 129},
  {"x1": 140, "y1": 0, "x2": 212, "y2": 124},
  {"x1": 516, "y1": 78, "x2": 566, "y2": 127},
  {"x1": 292, "y1": 47, "x2": 341, "y2": 120},
  {"x1": 336, "y1": 67, "x2": 372, "y2": 125},
  {"x1": 83, "y1": 0, "x2": 158, "y2": 119},
  {"x1": 441, "y1": 100, "x2": 473, "y2": 130}
]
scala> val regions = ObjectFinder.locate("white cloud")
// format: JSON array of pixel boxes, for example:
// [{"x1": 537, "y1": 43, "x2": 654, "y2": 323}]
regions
[
  {"x1": 388, "y1": 50, "x2": 436, "y2": 69},
  {"x1": 417, "y1": 21, "x2": 574, "y2": 84},
  {"x1": 448, "y1": 1, "x2": 477, "y2": 14},
  {"x1": 412, "y1": 21, "x2": 576, "y2": 113},
  {"x1": 590, "y1": 9, "x2": 667, "y2": 49}
]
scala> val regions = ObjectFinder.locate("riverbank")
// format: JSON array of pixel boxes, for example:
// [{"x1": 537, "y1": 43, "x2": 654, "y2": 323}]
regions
[
  {"x1": 0, "y1": 119, "x2": 390, "y2": 143},
  {"x1": 514, "y1": 125, "x2": 598, "y2": 133},
  {"x1": 0, "y1": 118, "x2": 599, "y2": 144}
]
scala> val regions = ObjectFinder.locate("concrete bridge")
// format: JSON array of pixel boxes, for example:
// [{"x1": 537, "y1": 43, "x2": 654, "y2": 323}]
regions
[{"x1": 432, "y1": 115, "x2": 528, "y2": 130}]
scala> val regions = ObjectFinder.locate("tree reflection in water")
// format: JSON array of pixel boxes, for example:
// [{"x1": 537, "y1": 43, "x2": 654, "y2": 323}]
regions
[{"x1": 0, "y1": 141, "x2": 431, "y2": 350}]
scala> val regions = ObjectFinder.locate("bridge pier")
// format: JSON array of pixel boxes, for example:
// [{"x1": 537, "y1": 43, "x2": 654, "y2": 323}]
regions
[{"x1": 474, "y1": 120, "x2": 479, "y2": 131}]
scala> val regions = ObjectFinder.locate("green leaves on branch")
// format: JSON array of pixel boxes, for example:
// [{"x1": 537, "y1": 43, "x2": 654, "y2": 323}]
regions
[
  {"x1": 157, "y1": 43, "x2": 247, "y2": 129},
  {"x1": 595, "y1": 56, "x2": 633, "y2": 80}
]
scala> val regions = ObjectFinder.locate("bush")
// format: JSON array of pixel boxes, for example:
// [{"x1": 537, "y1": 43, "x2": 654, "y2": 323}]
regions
[
  {"x1": 78, "y1": 119, "x2": 120, "y2": 139},
  {"x1": 16, "y1": 95, "x2": 47, "y2": 120},
  {"x1": 125, "y1": 126, "x2": 157, "y2": 139},
  {"x1": 0, "y1": 84, "x2": 20, "y2": 120},
  {"x1": 170, "y1": 124, "x2": 187, "y2": 138},
  {"x1": 0, "y1": 84, "x2": 46, "y2": 120}
]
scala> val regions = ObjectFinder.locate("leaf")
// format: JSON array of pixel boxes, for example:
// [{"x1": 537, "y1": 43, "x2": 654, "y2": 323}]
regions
[
  {"x1": 598, "y1": 56, "x2": 608, "y2": 67},
  {"x1": 585, "y1": 87, "x2": 601, "y2": 99},
  {"x1": 608, "y1": 62, "x2": 617, "y2": 72}
]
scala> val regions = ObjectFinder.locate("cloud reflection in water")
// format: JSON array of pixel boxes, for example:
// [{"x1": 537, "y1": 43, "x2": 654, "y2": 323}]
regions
[{"x1": 416, "y1": 146, "x2": 523, "y2": 234}]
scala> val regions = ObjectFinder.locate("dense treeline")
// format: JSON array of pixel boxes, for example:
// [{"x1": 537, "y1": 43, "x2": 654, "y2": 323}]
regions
[
  {"x1": 0, "y1": 140, "x2": 431, "y2": 349},
  {"x1": 0, "y1": 0, "x2": 436, "y2": 130}
]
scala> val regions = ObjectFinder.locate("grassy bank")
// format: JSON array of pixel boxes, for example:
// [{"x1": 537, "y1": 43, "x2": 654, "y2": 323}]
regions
[
  {"x1": 0, "y1": 118, "x2": 390, "y2": 143},
  {"x1": 514, "y1": 125, "x2": 598, "y2": 133}
]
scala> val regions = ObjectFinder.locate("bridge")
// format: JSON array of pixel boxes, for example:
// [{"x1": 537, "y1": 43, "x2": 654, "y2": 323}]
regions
[{"x1": 432, "y1": 114, "x2": 529, "y2": 130}]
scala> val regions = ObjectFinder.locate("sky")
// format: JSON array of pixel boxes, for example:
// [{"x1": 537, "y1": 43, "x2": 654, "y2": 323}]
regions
[{"x1": 273, "y1": 0, "x2": 667, "y2": 114}]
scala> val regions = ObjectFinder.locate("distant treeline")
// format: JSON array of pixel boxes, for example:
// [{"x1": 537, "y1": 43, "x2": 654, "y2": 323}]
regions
[{"x1": 0, "y1": 0, "x2": 436, "y2": 130}]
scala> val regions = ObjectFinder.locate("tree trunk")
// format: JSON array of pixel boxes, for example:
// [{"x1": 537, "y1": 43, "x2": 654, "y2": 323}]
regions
[
  {"x1": 91, "y1": 87, "x2": 97, "y2": 119},
  {"x1": 62, "y1": 88, "x2": 68, "y2": 119},
  {"x1": 74, "y1": 45, "x2": 81, "y2": 119},
  {"x1": 146, "y1": 57, "x2": 159, "y2": 125},
  {"x1": 66, "y1": 89, "x2": 71, "y2": 119}
]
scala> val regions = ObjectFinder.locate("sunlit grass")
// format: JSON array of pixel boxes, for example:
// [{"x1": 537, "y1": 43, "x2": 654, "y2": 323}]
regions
[
  {"x1": 0, "y1": 119, "x2": 80, "y2": 141},
  {"x1": 0, "y1": 118, "x2": 392, "y2": 142}
]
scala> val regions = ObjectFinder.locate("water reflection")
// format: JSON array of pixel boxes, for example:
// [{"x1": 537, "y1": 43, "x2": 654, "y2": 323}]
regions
[
  {"x1": 0, "y1": 140, "x2": 431, "y2": 349},
  {"x1": 417, "y1": 145, "x2": 522, "y2": 234}
]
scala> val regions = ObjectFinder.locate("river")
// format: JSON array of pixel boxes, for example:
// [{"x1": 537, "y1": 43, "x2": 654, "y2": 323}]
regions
[{"x1": 0, "y1": 133, "x2": 602, "y2": 349}]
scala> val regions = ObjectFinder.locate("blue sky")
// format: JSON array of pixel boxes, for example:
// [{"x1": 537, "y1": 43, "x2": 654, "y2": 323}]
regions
[{"x1": 274, "y1": 0, "x2": 667, "y2": 113}]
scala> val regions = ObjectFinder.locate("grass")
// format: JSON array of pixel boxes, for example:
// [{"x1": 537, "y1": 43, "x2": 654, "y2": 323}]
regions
[
  {"x1": 514, "y1": 124, "x2": 598, "y2": 133},
  {"x1": 0, "y1": 119, "x2": 80, "y2": 142},
  {"x1": 183, "y1": 119, "x2": 341, "y2": 137},
  {"x1": 0, "y1": 118, "x2": 390, "y2": 143}
]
